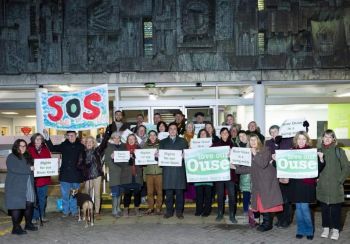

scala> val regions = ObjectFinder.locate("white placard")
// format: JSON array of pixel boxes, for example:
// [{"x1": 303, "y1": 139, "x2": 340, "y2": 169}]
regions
[
  {"x1": 34, "y1": 158, "x2": 59, "y2": 177},
  {"x1": 135, "y1": 135, "x2": 143, "y2": 145},
  {"x1": 143, "y1": 123, "x2": 157, "y2": 133},
  {"x1": 230, "y1": 147, "x2": 252, "y2": 166},
  {"x1": 121, "y1": 129, "x2": 133, "y2": 143},
  {"x1": 114, "y1": 151, "x2": 130, "y2": 162},
  {"x1": 215, "y1": 126, "x2": 231, "y2": 137},
  {"x1": 190, "y1": 138, "x2": 212, "y2": 149},
  {"x1": 158, "y1": 132, "x2": 169, "y2": 140},
  {"x1": 135, "y1": 149, "x2": 158, "y2": 165},
  {"x1": 194, "y1": 124, "x2": 205, "y2": 135},
  {"x1": 279, "y1": 118, "x2": 306, "y2": 138},
  {"x1": 158, "y1": 150, "x2": 183, "y2": 167}
]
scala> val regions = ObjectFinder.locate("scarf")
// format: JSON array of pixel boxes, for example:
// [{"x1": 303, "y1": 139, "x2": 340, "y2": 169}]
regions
[{"x1": 126, "y1": 143, "x2": 137, "y2": 176}]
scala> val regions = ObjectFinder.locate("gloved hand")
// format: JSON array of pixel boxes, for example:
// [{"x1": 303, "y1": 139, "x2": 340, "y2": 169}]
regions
[{"x1": 303, "y1": 120, "x2": 309, "y2": 132}]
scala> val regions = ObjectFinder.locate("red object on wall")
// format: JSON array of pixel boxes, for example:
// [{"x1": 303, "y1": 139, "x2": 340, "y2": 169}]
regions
[{"x1": 21, "y1": 127, "x2": 32, "y2": 136}]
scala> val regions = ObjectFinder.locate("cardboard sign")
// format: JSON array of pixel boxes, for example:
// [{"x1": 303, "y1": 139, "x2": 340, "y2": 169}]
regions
[
  {"x1": 276, "y1": 149, "x2": 318, "y2": 179},
  {"x1": 190, "y1": 138, "x2": 212, "y2": 149},
  {"x1": 184, "y1": 146, "x2": 230, "y2": 182},
  {"x1": 230, "y1": 147, "x2": 252, "y2": 166},
  {"x1": 40, "y1": 84, "x2": 109, "y2": 130},
  {"x1": 279, "y1": 119, "x2": 306, "y2": 138},
  {"x1": 158, "y1": 132, "x2": 169, "y2": 141},
  {"x1": 135, "y1": 149, "x2": 158, "y2": 165},
  {"x1": 114, "y1": 151, "x2": 130, "y2": 163},
  {"x1": 34, "y1": 158, "x2": 59, "y2": 177},
  {"x1": 158, "y1": 150, "x2": 182, "y2": 167}
]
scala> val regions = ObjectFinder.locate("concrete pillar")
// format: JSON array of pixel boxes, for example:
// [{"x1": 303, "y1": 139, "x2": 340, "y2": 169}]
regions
[
  {"x1": 35, "y1": 87, "x2": 48, "y2": 134},
  {"x1": 254, "y1": 82, "x2": 265, "y2": 135}
]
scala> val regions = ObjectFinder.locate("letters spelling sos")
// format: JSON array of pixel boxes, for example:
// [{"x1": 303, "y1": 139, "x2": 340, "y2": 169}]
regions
[{"x1": 47, "y1": 92, "x2": 102, "y2": 122}]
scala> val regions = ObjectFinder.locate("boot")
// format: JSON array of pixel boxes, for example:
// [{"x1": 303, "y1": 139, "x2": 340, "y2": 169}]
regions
[
  {"x1": 123, "y1": 208, "x2": 129, "y2": 217},
  {"x1": 215, "y1": 211, "x2": 224, "y2": 222},
  {"x1": 116, "y1": 196, "x2": 122, "y2": 217},
  {"x1": 12, "y1": 225, "x2": 27, "y2": 235},
  {"x1": 112, "y1": 196, "x2": 118, "y2": 216},
  {"x1": 257, "y1": 213, "x2": 273, "y2": 232},
  {"x1": 134, "y1": 207, "x2": 142, "y2": 217},
  {"x1": 229, "y1": 210, "x2": 237, "y2": 224}
]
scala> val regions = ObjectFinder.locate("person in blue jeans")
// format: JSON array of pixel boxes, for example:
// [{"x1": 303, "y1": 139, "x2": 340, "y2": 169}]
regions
[{"x1": 44, "y1": 129, "x2": 85, "y2": 217}]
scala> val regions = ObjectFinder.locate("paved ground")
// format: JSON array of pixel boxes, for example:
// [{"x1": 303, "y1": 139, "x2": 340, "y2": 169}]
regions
[{"x1": 0, "y1": 208, "x2": 350, "y2": 244}]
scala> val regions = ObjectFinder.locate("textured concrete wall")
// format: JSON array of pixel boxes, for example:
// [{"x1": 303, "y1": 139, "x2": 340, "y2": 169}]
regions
[{"x1": 0, "y1": 0, "x2": 350, "y2": 75}]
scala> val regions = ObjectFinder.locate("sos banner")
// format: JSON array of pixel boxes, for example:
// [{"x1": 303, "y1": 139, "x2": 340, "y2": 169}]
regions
[{"x1": 40, "y1": 84, "x2": 109, "y2": 130}]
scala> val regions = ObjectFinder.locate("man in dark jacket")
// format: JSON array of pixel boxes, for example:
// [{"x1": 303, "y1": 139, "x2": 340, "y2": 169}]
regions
[
  {"x1": 109, "y1": 110, "x2": 130, "y2": 133},
  {"x1": 160, "y1": 122, "x2": 188, "y2": 219},
  {"x1": 44, "y1": 130, "x2": 85, "y2": 217},
  {"x1": 247, "y1": 121, "x2": 265, "y2": 144}
]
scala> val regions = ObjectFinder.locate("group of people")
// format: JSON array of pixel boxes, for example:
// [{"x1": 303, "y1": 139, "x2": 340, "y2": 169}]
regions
[{"x1": 4, "y1": 110, "x2": 350, "y2": 241}]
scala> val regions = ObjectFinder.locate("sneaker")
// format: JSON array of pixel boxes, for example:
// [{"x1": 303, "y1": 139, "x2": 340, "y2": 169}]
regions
[
  {"x1": 42, "y1": 218, "x2": 49, "y2": 223},
  {"x1": 330, "y1": 229, "x2": 339, "y2": 241},
  {"x1": 321, "y1": 227, "x2": 330, "y2": 238}
]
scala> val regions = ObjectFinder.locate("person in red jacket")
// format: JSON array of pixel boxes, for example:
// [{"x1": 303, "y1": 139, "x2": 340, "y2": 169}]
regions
[{"x1": 27, "y1": 133, "x2": 52, "y2": 224}]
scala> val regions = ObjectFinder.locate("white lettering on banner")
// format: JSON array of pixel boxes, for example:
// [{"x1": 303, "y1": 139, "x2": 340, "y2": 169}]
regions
[
  {"x1": 186, "y1": 159, "x2": 230, "y2": 172},
  {"x1": 278, "y1": 158, "x2": 317, "y2": 170},
  {"x1": 34, "y1": 158, "x2": 59, "y2": 177}
]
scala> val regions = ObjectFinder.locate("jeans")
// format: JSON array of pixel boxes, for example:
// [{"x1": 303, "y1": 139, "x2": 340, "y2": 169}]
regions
[
  {"x1": 60, "y1": 181, "x2": 80, "y2": 215},
  {"x1": 216, "y1": 181, "x2": 236, "y2": 214},
  {"x1": 165, "y1": 189, "x2": 184, "y2": 215},
  {"x1": 296, "y1": 203, "x2": 314, "y2": 236},
  {"x1": 242, "y1": 191, "x2": 251, "y2": 213},
  {"x1": 320, "y1": 201, "x2": 342, "y2": 230},
  {"x1": 33, "y1": 185, "x2": 48, "y2": 220}
]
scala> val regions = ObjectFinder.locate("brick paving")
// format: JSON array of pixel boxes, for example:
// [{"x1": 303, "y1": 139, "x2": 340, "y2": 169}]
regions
[{"x1": 0, "y1": 209, "x2": 349, "y2": 244}]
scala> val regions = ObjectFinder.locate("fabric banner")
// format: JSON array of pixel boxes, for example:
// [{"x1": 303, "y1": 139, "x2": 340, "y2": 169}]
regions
[
  {"x1": 135, "y1": 149, "x2": 158, "y2": 165},
  {"x1": 40, "y1": 84, "x2": 109, "y2": 130},
  {"x1": 34, "y1": 158, "x2": 59, "y2": 177},
  {"x1": 184, "y1": 146, "x2": 230, "y2": 182},
  {"x1": 158, "y1": 150, "x2": 182, "y2": 167},
  {"x1": 276, "y1": 149, "x2": 318, "y2": 179},
  {"x1": 230, "y1": 147, "x2": 252, "y2": 166}
]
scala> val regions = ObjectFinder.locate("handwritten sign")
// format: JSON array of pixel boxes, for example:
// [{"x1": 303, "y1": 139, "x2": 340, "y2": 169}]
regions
[
  {"x1": 34, "y1": 158, "x2": 59, "y2": 177},
  {"x1": 158, "y1": 132, "x2": 169, "y2": 140},
  {"x1": 144, "y1": 123, "x2": 157, "y2": 133},
  {"x1": 135, "y1": 149, "x2": 158, "y2": 165},
  {"x1": 158, "y1": 150, "x2": 182, "y2": 167},
  {"x1": 190, "y1": 138, "x2": 212, "y2": 149},
  {"x1": 114, "y1": 151, "x2": 130, "y2": 163},
  {"x1": 40, "y1": 84, "x2": 109, "y2": 130},
  {"x1": 194, "y1": 124, "x2": 205, "y2": 135},
  {"x1": 121, "y1": 129, "x2": 133, "y2": 143},
  {"x1": 279, "y1": 119, "x2": 306, "y2": 138},
  {"x1": 230, "y1": 147, "x2": 252, "y2": 166}
]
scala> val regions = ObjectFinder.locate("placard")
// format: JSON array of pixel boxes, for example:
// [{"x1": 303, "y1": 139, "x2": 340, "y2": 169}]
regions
[
  {"x1": 230, "y1": 147, "x2": 252, "y2": 166},
  {"x1": 34, "y1": 158, "x2": 59, "y2": 177},
  {"x1": 190, "y1": 138, "x2": 212, "y2": 149},
  {"x1": 114, "y1": 151, "x2": 130, "y2": 163},
  {"x1": 121, "y1": 129, "x2": 133, "y2": 143},
  {"x1": 279, "y1": 118, "x2": 306, "y2": 138},
  {"x1": 276, "y1": 149, "x2": 318, "y2": 179},
  {"x1": 184, "y1": 146, "x2": 230, "y2": 182},
  {"x1": 158, "y1": 150, "x2": 182, "y2": 167},
  {"x1": 158, "y1": 132, "x2": 169, "y2": 140},
  {"x1": 135, "y1": 149, "x2": 158, "y2": 165},
  {"x1": 144, "y1": 123, "x2": 157, "y2": 133},
  {"x1": 194, "y1": 124, "x2": 205, "y2": 135}
]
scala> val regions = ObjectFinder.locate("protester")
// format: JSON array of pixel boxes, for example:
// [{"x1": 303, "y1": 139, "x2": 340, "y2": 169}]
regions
[
  {"x1": 160, "y1": 122, "x2": 188, "y2": 219},
  {"x1": 184, "y1": 122, "x2": 195, "y2": 143},
  {"x1": 157, "y1": 121, "x2": 168, "y2": 133},
  {"x1": 230, "y1": 124, "x2": 240, "y2": 145},
  {"x1": 5, "y1": 139, "x2": 37, "y2": 234},
  {"x1": 96, "y1": 128, "x2": 104, "y2": 143},
  {"x1": 174, "y1": 111, "x2": 186, "y2": 135},
  {"x1": 109, "y1": 110, "x2": 130, "y2": 133},
  {"x1": 234, "y1": 133, "x2": 283, "y2": 232},
  {"x1": 143, "y1": 130, "x2": 163, "y2": 215},
  {"x1": 183, "y1": 122, "x2": 196, "y2": 202},
  {"x1": 317, "y1": 129, "x2": 350, "y2": 240},
  {"x1": 288, "y1": 131, "x2": 325, "y2": 240},
  {"x1": 153, "y1": 113, "x2": 162, "y2": 125},
  {"x1": 136, "y1": 125, "x2": 147, "y2": 148},
  {"x1": 213, "y1": 128, "x2": 237, "y2": 223},
  {"x1": 104, "y1": 132, "x2": 124, "y2": 217},
  {"x1": 205, "y1": 122, "x2": 220, "y2": 144},
  {"x1": 131, "y1": 114, "x2": 145, "y2": 133},
  {"x1": 44, "y1": 129, "x2": 84, "y2": 218},
  {"x1": 194, "y1": 112, "x2": 205, "y2": 124},
  {"x1": 27, "y1": 133, "x2": 52, "y2": 224},
  {"x1": 223, "y1": 114, "x2": 235, "y2": 126},
  {"x1": 247, "y1": 121, "x2": 265, "y2": 143},
  {"x1": 79, "y1": 127, "x2": 111, "y2": 216},
  {"x1": 194, "y1": 129, "x2": 213, "y2": 217}
]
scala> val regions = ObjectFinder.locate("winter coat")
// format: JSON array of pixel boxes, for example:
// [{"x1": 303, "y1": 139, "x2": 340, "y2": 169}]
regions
[
  {"x1": 160, "y1": 136, "x2": 188, "y2": 190},
  {"x1": 212, "y1": 139, "x2": 237, "y2": 183},
  {"x1": 45, "y1": 139, "x2": 85, "y2": 183},
  {"x1": 5, "y1": 153, "x2": 35, "y2": 209},
  {"x1": 119, "y1": 145, "x2": 143, "y2": 185},
  {"x1": 143, "y1": 140, "x2": 162, "y2": 175},
  {"x1": 104, "y1": 143, "x2": 126, "y2": 187},
  {"x1": 235, "y1": 147, "x2": 283, "y2": 210},
  {"x1": 27, "y1": 144, "x2": 52, "y2": 187},
  {"x1": 109, "y1": 121, "x2": 130, "y2": 133},
  {"x1": 317, "y1": 144, "x2": 350, "y2": 204}
]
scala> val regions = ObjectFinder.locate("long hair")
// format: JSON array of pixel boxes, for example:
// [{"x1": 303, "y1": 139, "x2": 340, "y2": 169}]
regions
[
  {"x1": 29, "y1": 133, "x2": 45, "y2": 146},
  {"x1": 85, "y1": 136, "x2": 98, "y2": 149},
  {"x1": 247, "y1": 133, "x2": 264, "y2": 151},
  {"x1": 12, "y1": 139, "x2": 33, "y2": 165},
  {"x1": 292, "y1": 131, "x2": 312, "y2": 148},
  {"x1": 321, "y1": 129, "x2": 337, "y2": 145},
  {"x1": 157, "y1": 121, "x2": 168, "y2": 132},
  {"x1": 204, "y1": 122, "x2": 216, "y2": 136}
]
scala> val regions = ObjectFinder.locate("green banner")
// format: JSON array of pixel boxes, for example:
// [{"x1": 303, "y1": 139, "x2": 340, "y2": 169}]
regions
[
  {"x1": 184, "y1": 146, "x2": 230, "y2": 182},
  {"x1": 276, "y1": 149, "x2": 318, "y2": 179}
]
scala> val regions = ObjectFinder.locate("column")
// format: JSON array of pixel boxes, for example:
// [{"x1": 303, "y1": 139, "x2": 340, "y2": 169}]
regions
[
  {"x1": 254, "y1": 82, "x2": 265, "y2": 135},
  {"x1": 35, "y1": 87, "x2": 48, "y2": 134}
]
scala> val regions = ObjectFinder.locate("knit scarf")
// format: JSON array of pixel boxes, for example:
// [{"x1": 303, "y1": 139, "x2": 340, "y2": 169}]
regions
[{"x1": 126, "y1": 143, "x2": 137, "y2": 176}]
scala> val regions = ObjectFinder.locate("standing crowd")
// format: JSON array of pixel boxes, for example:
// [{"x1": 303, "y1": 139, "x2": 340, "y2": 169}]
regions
[{"x1": 4, "y1": 111, "x2": 350, "y2": 241}]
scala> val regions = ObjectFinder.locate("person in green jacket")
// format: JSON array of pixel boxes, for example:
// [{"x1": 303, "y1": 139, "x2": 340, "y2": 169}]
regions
[
  {"x1": 317, "y1": 129, "x2": 350, "y2": 241},
  {"x1": 143, "y1": 130, "x2": 163, "y2": 215}
]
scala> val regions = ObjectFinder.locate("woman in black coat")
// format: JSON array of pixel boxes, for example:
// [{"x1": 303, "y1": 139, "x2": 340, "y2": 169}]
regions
[{"x1": 5, "y1": 139, "x2": 38, "y2": 235}]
